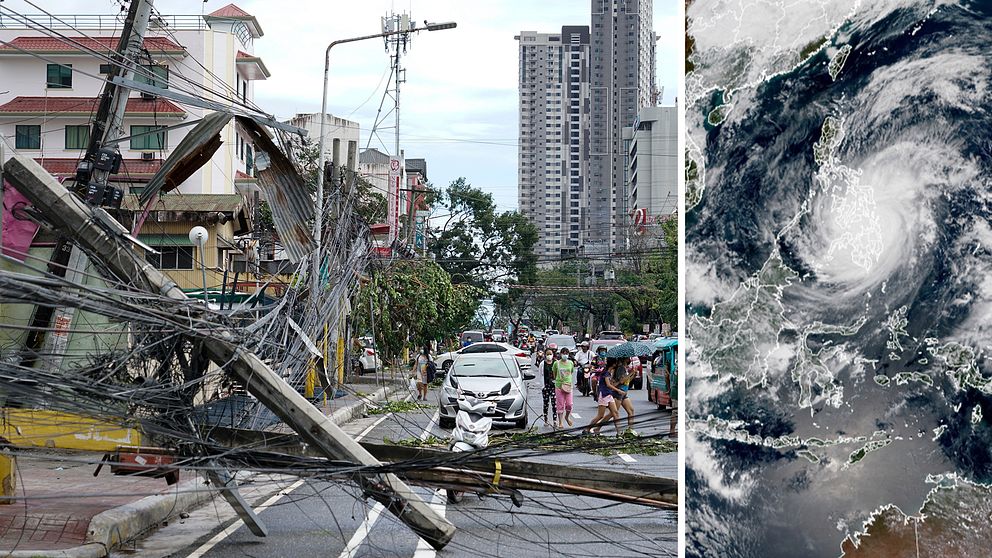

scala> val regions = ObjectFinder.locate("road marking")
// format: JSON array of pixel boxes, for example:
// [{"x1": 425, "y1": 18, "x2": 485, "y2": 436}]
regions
[
  {"x1": 336, "y1": 402, "x2": 417, "y2": 558},
  {"x1": 186, "y1": 397, "x2": 409, "y2": 558},
  {"x1": 618, "y1": 453, "x2": 637, "y2": 463},
  {"x1": 356, "y1": 411, "x2": 396, "y2": 441},
  {"x1": 340, "y1": 407, "x2": 441, "y2": 558},
  {"x1": 337, "y1": 503, "x2": 385, "y2": 558},
  {"x1": 411, "y1": 410, "x2": 444, "y2": 557},
  {"x1": 186, "y1": 478, "x2": 306, "y2": 558},
  {"x1": 421, "y1": 410, "x2": 439, "y2": 440},
  {"x1": 412, "y1": 490, "x2": 446, "y2": 557}
]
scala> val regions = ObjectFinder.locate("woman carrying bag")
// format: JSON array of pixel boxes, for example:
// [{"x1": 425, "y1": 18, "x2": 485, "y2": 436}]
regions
[{"x1": 552, "y1": 347, "x2": 575, "y2": 429}]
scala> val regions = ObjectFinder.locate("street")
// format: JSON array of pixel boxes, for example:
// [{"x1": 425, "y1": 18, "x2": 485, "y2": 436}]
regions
[{"x1": 121, "y1": 376, "x2": 677, "y2": 558}]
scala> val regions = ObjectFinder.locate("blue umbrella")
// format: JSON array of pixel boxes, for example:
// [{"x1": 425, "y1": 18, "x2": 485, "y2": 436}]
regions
[{"x1": 605, "y1": 341, "x2": 655, "y2": 358}]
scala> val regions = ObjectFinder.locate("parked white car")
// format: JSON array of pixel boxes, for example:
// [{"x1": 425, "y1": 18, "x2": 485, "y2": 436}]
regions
[
  {"x1": 434, "y1": 342, "x2": 531, "y2": 374},
  {"x1": 353, "y1": 337, "x2": 381, "y2": 374}
]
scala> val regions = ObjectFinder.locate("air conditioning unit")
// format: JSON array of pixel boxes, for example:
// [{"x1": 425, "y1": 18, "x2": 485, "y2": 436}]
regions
[{"x1": 141, "y1": 152, "x2": 155, "y2": 161}]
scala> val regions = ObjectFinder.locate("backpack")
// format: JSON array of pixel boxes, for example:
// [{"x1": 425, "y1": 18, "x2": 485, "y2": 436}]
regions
[{"x1": 426, "y1": 359, "x2": 438, "y2": 383}]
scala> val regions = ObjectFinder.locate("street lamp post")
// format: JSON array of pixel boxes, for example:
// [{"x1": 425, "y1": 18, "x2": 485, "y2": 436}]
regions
[
  {"x1": 189, "y1": 225, "x2": 209, "y2": 306},
  {"x1": 311, "y1": 21, "x2": 456, "y2": 299}
]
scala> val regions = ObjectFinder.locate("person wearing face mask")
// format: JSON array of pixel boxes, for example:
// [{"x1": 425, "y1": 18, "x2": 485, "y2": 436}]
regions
[
  {"x1": 590, "y1": 346, "x2": 608, "y2": 402},
  {"x1": 574, "y1": 341, "x2": 594, "y2": 396},
  {"x1": 538, "y1": 349, "x2": 558, "y2": 428},
  {"x1": 552, "y1": 347, "x2": 576, "y2": 429}
]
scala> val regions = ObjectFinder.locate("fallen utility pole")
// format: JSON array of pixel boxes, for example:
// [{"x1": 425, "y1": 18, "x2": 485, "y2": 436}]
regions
[
  {"x1": 2, "y1": 153, "x2": 456, "y2": 549},
  {"x1": 207, "y1": 427, "x2": 678, "y2": 509}
]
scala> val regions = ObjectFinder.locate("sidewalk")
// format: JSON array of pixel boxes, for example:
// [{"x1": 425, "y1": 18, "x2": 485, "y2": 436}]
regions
[
  {"x1": 0, "y1": 450, "x2": 204, "y2": 557},
  {"x1": 0, "y1": 379, "x2": 405, "y2": 558}
]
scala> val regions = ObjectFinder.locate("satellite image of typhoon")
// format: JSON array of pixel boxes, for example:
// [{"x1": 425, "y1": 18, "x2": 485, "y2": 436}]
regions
[{"x1": 685, "y1": 0, "x2": 992, "y2": 556}]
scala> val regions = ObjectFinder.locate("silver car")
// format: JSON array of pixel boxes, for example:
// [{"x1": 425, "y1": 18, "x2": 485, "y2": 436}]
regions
[
  {"x1": 438, "y1": 353, "x2": 535, "y2": 429},
  {"x1": 434, "y1": 342, "x2": 532, "y2": 373},
  {"x1": 546, "y1": 334, "x2": 577, "y2": 353}
]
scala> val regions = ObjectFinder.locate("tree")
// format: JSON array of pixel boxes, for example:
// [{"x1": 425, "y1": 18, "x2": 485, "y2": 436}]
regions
[
  {"x1": 653, "y1": 213, "x2": 678, "y2": 328},
  {"x1": 353, "y1": 260, "x2": 481, "y2": 361},
  {"x1": 612, "y1": 213, "x2": 678, "y2": 332},
  {"x1": 429, "y1": 178, "x2": 537, "y2": 292}
]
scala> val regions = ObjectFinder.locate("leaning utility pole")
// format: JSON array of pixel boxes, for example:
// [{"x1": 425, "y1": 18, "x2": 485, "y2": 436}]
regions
[
  {"x1": 20, "y1": 0, "x2": 152, "y2": 371},
  {"x1": 3, "y1": 152, "x2": 457, "y2": 549},
  {"x1": 13, "y1": 0, "x2": 269, "y2": 537}
]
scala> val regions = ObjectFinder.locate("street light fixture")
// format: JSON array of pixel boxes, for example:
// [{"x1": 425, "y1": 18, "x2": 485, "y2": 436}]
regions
[
  {"x1": 311, "y1": 21, "x2": 456, "y2": 298},
  {"x1": 425, "y1": 21, "x2": 457, "y2": 31},
  {"x1": 189, "y1": 225, "x2": 209, "y2": 306}
]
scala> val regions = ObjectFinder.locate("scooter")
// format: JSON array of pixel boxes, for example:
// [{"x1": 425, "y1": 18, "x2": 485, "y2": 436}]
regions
[{"x1": 447, "y1": 394, "x2": 492, "y2": 504}]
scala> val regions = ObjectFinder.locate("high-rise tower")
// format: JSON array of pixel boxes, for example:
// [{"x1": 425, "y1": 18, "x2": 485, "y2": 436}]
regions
[
  {"x1": 516, "y1": 26, "x2": 591, "y2": 261},
  {"x1": 588, "y1": 0, "x2": 655, "y2": 254}
]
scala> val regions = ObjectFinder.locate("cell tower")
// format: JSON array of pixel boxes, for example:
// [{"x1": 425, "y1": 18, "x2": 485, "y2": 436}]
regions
[{"x1": 381, "y1": 12, "x2": 416, "y2": 158}]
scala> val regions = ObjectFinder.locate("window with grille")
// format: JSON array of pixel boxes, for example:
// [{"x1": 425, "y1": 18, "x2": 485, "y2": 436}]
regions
[
  {"x1": 146, "y1": 246, "x2": 194, "y2": 270},
  {"x1": 15, "y1": 125, "x2": 41, "y2": 149},
  {"x1": 65, "y1": 125, "x2": 90, "y2": 149},
  {"x1": 130, "y1": 125, "x2": 167, "y2": 150},
  {"x1": 46, "y1": 64, "x2": 72, "y2": 88}
]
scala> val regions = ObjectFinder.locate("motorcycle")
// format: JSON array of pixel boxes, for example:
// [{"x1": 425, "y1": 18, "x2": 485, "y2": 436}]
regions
[{"x1": 446, "y1": 394, "x2": 492, "y2": 504}]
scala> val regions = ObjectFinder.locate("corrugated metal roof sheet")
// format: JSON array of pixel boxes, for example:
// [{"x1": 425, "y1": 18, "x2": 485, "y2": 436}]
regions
[
  {"x1": 138, "y1": 111, "x2": 230, "y2": 205},
  {"x1": 360, "y1": 148, "x2": 389, "y2": 165},
  {"x1": 237, "y1": 116, "x2": 313, "y2": 263},
  {"x1": 136, "y1": 234, "x2": 193, "y2": 246},
  {"x1": 123, "y1": 193, "x2": 245, "y2": 213}
]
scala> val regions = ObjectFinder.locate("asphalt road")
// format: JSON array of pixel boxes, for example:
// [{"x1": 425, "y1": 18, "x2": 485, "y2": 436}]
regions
[{"x1": 121, "y1": 373, "x2": 677, "y2": 558}]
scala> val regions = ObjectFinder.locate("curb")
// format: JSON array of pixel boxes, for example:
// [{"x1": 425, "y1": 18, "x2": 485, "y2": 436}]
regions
[
  {"x1": 5, "y1": 383, "x2": 406, "y2": 558},
  {"x1": 329, "y1": 381, "x2": 407, "y2": 425},
  {"x1": 5, "y1": 478, "x2": 213, "y2": 558}
]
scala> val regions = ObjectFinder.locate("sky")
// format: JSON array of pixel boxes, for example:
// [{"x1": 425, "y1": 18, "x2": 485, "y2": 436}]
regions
[{"x1": 3, "y1": 0, "x2": 682, "y2": 212}]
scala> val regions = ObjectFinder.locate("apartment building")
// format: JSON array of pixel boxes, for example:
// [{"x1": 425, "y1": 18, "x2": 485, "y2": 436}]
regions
[
  {"x1": 623, "y1": 105, "x2": 677, "y2": 244},
  {"x1": 588, "y1": 0, "x2": 656, "y2": 254},
  {"x1": 285, "y1": 112, "x2": 360, "y2": 175},
  {"x1": 358, "y1": 147, "x2": 389, "y2": 199},
  {"x1": 515, "y1": 25, "x2": 590, "y2": 261},
  {"x1": 359, "y1": 149, "x2": 429, "y2": 255},
  {"x1": 0, "y1": 3, "x2": 268, "y2": 292}
]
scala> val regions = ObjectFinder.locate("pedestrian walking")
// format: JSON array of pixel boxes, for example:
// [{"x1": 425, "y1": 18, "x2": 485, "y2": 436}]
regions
[
  {"x1": 552, "y1": 347, "x2": 575, "y2": 429},
  {"x1": 414, "y1": 346, "x2": 431, "y2": 401},
  {"x1": 613, "y1": 357, "x2": 638, "y2": 436},
  {"x1": 574, "y1": 341, "x2": 594, "y2": 396},
  {"x1": 583, "y1": 357, "x2": 622, "y2": 436},
  {"x1": 590, "y1": 346, "x2": 608, "y2": 401},
  {"x1": 538, "y1": 349, "x2": 558, "y2": 427}
]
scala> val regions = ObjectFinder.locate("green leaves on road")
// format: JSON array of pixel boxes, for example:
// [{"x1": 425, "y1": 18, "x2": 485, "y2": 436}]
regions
[{"x1": 367, "y1": 399, "x2": 436, "y2": 416}]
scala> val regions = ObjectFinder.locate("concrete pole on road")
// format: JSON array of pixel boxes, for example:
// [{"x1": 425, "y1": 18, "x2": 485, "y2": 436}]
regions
[{"x1": 5, "y1": 142, "x2": 457, "y2": 550}]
